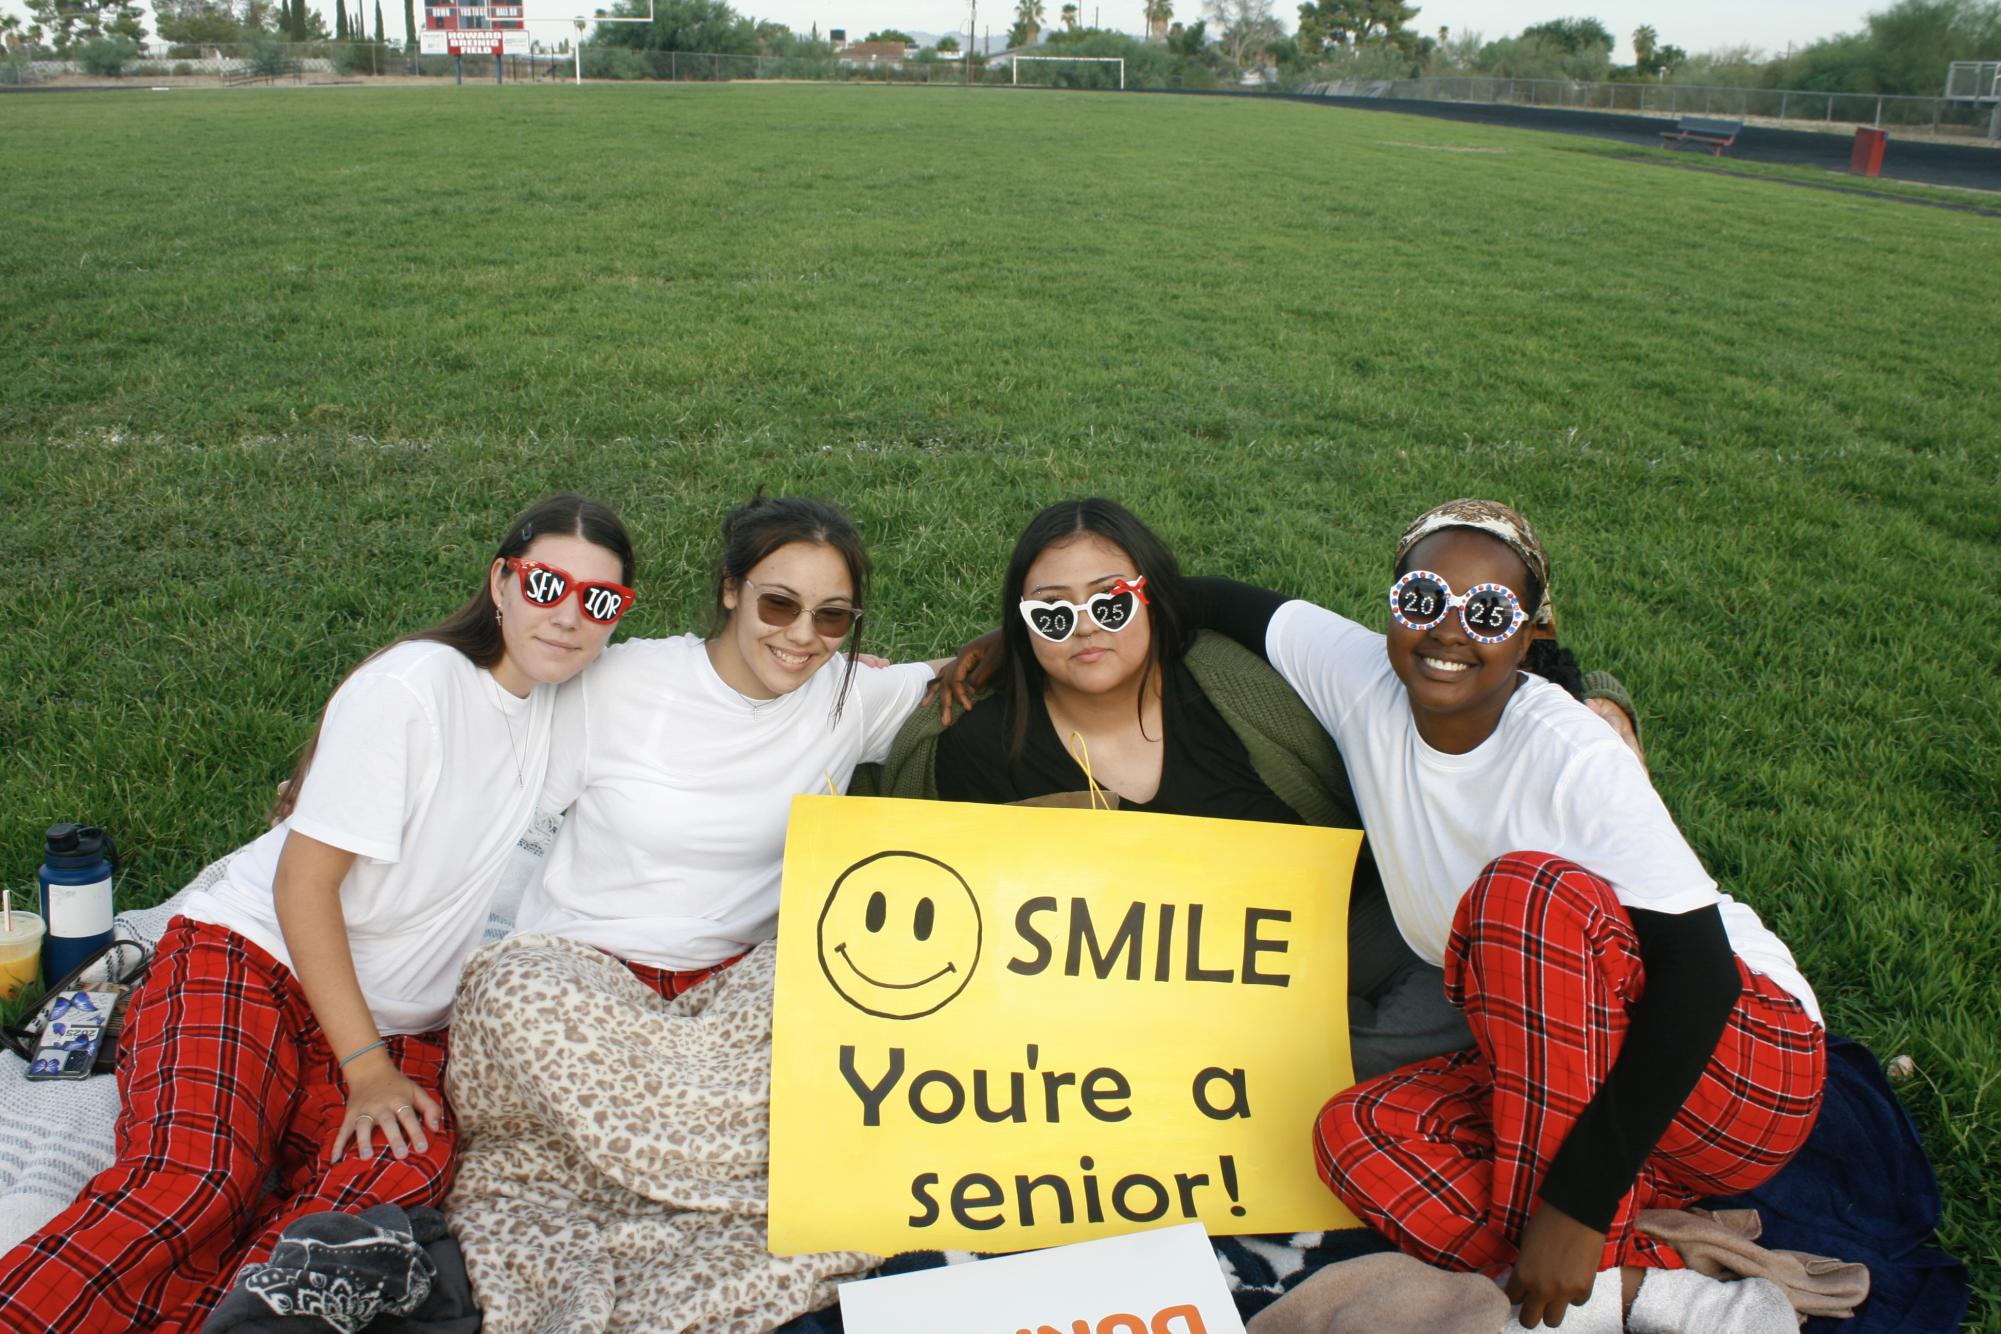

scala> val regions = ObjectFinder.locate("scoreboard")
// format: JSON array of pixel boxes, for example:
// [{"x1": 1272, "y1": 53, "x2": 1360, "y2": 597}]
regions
[{"x1": 419, "y1": 0, "x2": 529, "y2": 53}]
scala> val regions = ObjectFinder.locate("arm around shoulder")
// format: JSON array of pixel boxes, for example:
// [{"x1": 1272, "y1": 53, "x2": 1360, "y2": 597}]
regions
[{"x1": 1185, "y1": 577, "x2": 1289, "y2": 661}]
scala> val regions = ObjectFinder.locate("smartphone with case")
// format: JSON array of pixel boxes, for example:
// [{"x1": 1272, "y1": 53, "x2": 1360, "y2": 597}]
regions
[
  {"x1": 24, "y1": 989, "x2": 120, "y2": 1081},
  {"x1": 4, "y1": 939, "x2": 150, "y2": 1079}
]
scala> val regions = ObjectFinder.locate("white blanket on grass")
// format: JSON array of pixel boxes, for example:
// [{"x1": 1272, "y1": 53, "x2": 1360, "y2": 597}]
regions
[
  {"x1": 0, "y1": 813, "x2": 557, "y2": 1252},
  {"x1": 0, "y1": 858, "x2": 218, "y2": 1250}
]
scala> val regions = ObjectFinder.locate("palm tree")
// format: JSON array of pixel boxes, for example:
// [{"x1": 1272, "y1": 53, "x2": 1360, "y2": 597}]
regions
[
  {"x1": 1014, "y1": 0, "x2": 1043, "y2": 44},
  {"x1": 1060, "y1": 1, "x2": 1077, "y2": 29},
  {"x1": 1143, "y1": 0, "x2": 1170, "y2": 40},
  {"x1": 1631, "y1": 23, "x2": 1658, "y2": 71}
]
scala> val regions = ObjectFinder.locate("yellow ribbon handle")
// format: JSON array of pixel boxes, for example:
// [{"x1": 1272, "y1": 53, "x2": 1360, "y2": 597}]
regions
[{"x1": 1066, "y1": 731, "x2": 1112, "y2": 812}]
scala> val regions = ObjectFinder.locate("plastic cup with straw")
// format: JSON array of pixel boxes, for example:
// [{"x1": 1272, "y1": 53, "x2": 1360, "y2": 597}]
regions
[{"x1": 0, "y1": 890, "x2": 46, "y2": 1003}]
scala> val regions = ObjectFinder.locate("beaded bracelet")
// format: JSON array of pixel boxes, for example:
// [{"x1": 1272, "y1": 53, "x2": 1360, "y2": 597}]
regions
[{"x1": 340, "y1": 1039, "x2": 387, "y2": 1067}]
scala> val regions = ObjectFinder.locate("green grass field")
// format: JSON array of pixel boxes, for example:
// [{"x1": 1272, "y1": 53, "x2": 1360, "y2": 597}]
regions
[{"x1": 3, "y1": 84, "x2": 1997, "y2": 1317}]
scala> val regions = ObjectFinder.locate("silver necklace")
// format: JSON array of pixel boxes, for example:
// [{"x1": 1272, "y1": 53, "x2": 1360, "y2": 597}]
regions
[
  {"x1": 704, "y1": 640, "x2": 782, "y2": 714},
  {"x1": 723, "y1": 682, "x2": 780, "y2": 715},
  {"x1": 499, "y1": 705, "x2": 525, "y2": 788}
]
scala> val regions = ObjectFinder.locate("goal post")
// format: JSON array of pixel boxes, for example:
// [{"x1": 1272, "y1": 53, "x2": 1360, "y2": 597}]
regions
[
  {"x1": 572, "y1": 0, "x2": 653, "y2": 85},
  {"x1": 1008, "y1": 53, "x2": 1125, "y2": 90}
]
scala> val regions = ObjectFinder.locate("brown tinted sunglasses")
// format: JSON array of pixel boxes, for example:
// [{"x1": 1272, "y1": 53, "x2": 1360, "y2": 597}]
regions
[{"x1": 743, "y1": 580, "x2": 861, "y2": 638}]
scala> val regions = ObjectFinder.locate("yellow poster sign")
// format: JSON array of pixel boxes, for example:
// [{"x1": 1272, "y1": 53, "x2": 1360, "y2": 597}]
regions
[{"x1": 768, "y1": 795, "x2": 1361, "y2": 1256}]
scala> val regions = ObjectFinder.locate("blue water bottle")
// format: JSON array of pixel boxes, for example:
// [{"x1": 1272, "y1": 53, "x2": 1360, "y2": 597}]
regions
[{"x1": 39, "y1": 824, "x2": 117, "y2": 987}]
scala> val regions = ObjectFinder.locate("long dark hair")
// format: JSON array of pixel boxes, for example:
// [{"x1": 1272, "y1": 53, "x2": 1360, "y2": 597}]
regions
[
  {"x1": 1393, "y1": 534, "x2": 1585, "y2": 699},
  {"x1": 272, "y1": 494, "x2": 635, "y2": 822},
  {"x1": 707, "y1": 492, "x2": 870, "y2": 724},
  {"x1": 995, "y1": 499, "x2": 1195, "y2": 760}
]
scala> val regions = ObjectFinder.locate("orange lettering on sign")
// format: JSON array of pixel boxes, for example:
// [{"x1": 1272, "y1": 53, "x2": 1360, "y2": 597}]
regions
[{"x1": 1012, "y1": 1304, "x2": 1209, "y2": 1334}]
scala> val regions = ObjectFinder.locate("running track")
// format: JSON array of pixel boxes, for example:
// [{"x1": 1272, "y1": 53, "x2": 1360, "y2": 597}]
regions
[{"x1": 1154, "y1": 89, "x2": 2001, "y2": 195}]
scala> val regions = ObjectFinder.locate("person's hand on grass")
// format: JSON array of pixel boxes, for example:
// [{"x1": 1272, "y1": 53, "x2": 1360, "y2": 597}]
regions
[
  {"x1": 924, "y1": 629, "x2": 1002, "y2": 724},
  {"x1": 1505, "y1": 1201, "x2": 1604, "y2": 1328},
  {"x1": 333, "y1": 1050, "x2": 443, "y2": 1164}
]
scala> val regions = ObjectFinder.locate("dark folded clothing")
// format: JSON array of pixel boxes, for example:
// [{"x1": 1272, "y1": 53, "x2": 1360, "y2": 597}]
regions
[{"x1": 205, "y1": 1204, "x2": 480, "y2": 1333}]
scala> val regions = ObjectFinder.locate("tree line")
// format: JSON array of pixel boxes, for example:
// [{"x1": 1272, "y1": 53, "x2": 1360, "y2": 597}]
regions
[
  {"x1": 3, "y1": 0, "x2": 1994, "y2": 97},
  {"x1": 576, "y1": 0, "x2": 2001, "y2": 95},
  {"x1": 1320, "y1": 0, "x2": 2001, "y2": 96},
  {"x1": 4, "y1": 0, "x2": 423, "y2": 56}
]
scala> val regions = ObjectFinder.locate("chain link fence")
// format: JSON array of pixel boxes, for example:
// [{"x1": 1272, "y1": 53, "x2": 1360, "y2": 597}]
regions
[
  {"x1": 1307, "y1": 74, "x2": 2001, "y2": 142},
  {"x1": 0, "y1": 39, "x2": 1024, "y2": 88},
  {"x1": 6, "y1": 40, "x2": 1999, "y2": 142}
]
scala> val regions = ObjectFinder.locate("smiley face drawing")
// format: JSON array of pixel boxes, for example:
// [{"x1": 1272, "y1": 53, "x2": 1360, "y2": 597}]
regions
[{"x1": 816, "y1": 850, "x2": 982, "y2": 1020}]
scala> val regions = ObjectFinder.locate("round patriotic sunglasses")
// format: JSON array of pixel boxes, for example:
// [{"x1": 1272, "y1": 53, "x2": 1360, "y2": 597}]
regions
[
  {"x1": 1388, "y1": 570, "x2": 1526, "y2": 644},
  {"x1": 1019, "y1": 577, "x2": 1148, "y2": 644},
  {"x1": 503, "y1": 558, "x2": 636, "y2": 625}
]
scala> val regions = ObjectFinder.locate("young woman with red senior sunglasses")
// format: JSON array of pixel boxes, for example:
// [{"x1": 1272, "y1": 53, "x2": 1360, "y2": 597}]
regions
[
  {"x1": 1190, "y1": 500, "x2": 1823, "y2": 1334},
  {"x1": 510, "y1": 493, "x2": 955, "y2": 999},
  {"x1": 0, "y1": 494, "x2": 636, "y2": 1334}
]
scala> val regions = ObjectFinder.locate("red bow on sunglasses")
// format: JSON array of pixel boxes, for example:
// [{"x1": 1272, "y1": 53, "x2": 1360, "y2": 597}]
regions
[{"x1": 503, "y1": 558, "x2": 635, "y2": 625}]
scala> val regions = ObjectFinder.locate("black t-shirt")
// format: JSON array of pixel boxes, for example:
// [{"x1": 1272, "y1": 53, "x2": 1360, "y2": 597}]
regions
[{"x1": 934, "y1": 662, "x2": 1303, "y2": 826}]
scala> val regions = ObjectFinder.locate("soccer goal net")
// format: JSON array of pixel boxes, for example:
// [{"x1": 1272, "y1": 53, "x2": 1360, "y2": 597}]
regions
[{"x1": 1007, "y1": 54, "x2": 1125, "y2": 90}]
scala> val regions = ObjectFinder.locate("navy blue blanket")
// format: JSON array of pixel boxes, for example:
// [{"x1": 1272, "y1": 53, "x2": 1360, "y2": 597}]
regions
[{"x1": 1707, "y1": 1035, "x2": 1967, "y2": 1334}]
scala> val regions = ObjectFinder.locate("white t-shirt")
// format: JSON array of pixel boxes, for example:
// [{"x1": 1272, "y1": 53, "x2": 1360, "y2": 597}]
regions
[
  {"x1": 516, "y1": 634, "x2": 934, "y2": 968},
  {"x1": 1265, "y1": 600, "x2": 1820, "y2": 1023},
  {"x1": 182, "y1": 640, "x2": 553, "y2": 1034}
]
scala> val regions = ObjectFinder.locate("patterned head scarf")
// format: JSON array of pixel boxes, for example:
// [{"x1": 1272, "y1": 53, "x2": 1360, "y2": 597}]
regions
[{"x1": 1394, "y1": 498, "x2": 1555, "y2": 632}]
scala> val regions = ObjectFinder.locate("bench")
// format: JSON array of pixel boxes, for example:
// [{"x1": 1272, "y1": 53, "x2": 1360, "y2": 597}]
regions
[
  {"x1": 1660, "y1": 115, "x2": 1743, "y2": 156},
  {"x1": 223, "y1": 60, "x2": 298, "y2": 86}
]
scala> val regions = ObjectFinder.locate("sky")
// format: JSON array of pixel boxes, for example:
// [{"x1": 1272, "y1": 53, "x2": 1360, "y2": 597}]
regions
[{"x1": 3, "y1": 0, "x2": 1879, "y2": 60}]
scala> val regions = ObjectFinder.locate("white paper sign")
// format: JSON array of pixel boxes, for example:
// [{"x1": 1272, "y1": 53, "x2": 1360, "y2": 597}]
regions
[
  {"x1": 418, "y1": 28, "x2": 529, "y2": 53},
  {"x1": 836, "y1": 1222, "x2": 1247, "y2": 1334}
]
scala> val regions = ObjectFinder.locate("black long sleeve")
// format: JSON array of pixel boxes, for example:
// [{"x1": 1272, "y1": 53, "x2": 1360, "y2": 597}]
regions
[
  {"x1": 1537, "y1": 903, "x2": 1741, "y2": 1232},
  {"x1": 1185, "y1": 577, "x2": 1290, "y2": 663}
]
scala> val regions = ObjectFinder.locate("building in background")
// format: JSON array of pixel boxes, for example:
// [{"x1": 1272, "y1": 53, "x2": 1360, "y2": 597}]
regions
[{"x1": 838, "y1": 39, "x2": 913, "y2": 66}]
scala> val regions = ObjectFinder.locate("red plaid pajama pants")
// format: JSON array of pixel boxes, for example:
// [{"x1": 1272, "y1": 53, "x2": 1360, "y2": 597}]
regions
[
  {"x1": 1314, "y1": 852, "x2": 1824, "y2": 1274},
  {"x1": 625, "y1": 951, "x2": 744, "y2": 999},
  {"x1": 0, "y1": 917, "x2": 458, "y2": 1333}
]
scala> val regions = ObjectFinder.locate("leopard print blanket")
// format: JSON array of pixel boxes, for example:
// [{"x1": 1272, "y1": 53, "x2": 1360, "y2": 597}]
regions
[{"x1": 443, "y1": 934, "x2": 876, "y2": 1333}]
